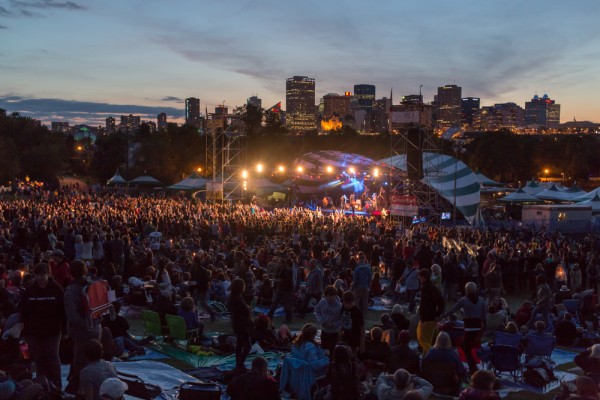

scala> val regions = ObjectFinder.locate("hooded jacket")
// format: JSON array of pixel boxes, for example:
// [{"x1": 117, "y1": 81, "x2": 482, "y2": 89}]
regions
[{"x1": 314, "y1": 296, "x2": 342, "y2": 333}]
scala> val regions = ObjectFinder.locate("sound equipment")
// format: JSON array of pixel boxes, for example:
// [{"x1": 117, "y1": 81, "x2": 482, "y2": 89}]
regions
[{"x1": 406, "y1": 127, "x2": 423, "y2": 180}]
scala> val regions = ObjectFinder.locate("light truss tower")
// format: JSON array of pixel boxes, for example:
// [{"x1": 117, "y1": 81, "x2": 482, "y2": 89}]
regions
[
  {"x1": 390, "y1": 125, "x2": 450, "y2": 223},
  {"x1": 205, "y1": 113, "x2": 247, "y2": 202}
]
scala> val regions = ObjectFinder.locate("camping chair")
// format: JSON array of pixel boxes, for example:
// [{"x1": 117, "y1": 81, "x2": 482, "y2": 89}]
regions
[
  {"x1": 421, "y1": 358, "x2": 461, "y2": 397},
  {"x1": 83, "y1": 280, "x2": 115, "y2": 329},
  {"x1": 493, "y1": 331, "x2": 523, "y2": 349},
  {"x1": 562, "y1": 299, "x2": 581, "y2": 323},
  {"x1": 141, "y1": 309, "x2": 165, "y2": 339},
  {"x1": 165, "y1": 314, "x2": 199, "y2": 346},
  {"x1": 488, "y1": 345, "x2": 523, "y2": 382},
  {"x1": 523, "y1": 334, "x2": 555, "y2": 363}
]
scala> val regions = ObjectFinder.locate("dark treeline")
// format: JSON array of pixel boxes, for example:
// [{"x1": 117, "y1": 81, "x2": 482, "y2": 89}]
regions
[{"x1": 1, "y1": 109, "x2": 599, "y2": 187}]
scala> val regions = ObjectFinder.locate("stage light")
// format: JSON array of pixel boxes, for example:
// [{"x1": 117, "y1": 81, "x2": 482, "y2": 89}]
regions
[
  {"x1": 256, "y1": 163, "x2": 263, "y2": 173},
  {"x1": 373, "y1": 168, "x2": 379, "y2": 177},
  {"x1": 297, "y1": 166, "x2": 304, "y2": 173},
  {"x1": 278, "y1": 165, "x2": 285, "y2": 172},
  {"x1": 242, "y1": 170, "x2": 248, "y2": 179},
  {"x1": 349, "y1": 167, "x2": 355, "y2": 174},
  {"x1": 326, "y1": 166, "x2": 333, "y2": 173}
]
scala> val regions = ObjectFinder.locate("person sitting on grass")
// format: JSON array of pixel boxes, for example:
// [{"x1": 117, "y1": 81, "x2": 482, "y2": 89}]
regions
[
  {"x1": 101, "y1": 302, "x2": 146, "y2": 357},
  {"x1": 458, "y1": 370, "x2": 500, "y2": 400},
  {"x1": 290, "y1": 323, "x2": 329, "y2": 377},
  {"x1": 80, "y1": 339, "x2": 118, "y2": 400},
  {"x1": 178, "y1": 296, "x2": 203, "y2": 334},
  {"x1": 375, "y1": 368, "x2": 433, "y2": 400},
  {"x1": 361, "y1": 327, "x2": 389, "y2": 367},
  {"x1": 227, "y1": 356, "x2": 280, "y2": 400}
]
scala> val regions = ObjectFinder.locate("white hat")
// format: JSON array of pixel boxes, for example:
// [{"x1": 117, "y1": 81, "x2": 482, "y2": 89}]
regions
[{"x1": 99, "y1": 378, "x2": 128, "y2": 399}]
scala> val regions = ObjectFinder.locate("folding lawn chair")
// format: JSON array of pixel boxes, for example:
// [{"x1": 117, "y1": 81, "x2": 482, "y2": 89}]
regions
[
  {"x1": 141, "y1": 309, "x2": 165, "y2": 339},
  {"x1": 489, "y1": 344, "x2": 523, "y2": 382},
  {"x1": 493, "y1": 331, "x2": 523, "y2": 349},
  {"x1": 562, "y1": 299, "x2": 581, "y2": 323},
  {"x1": 165, "y1": 314, "x2": 199, "y2": 346},
  {"x1": 83, "y1": 279, "x2": 115, "y2": 329},
  {"x1": 523, "y1": 333, "x2": 555, "y2": 363}
]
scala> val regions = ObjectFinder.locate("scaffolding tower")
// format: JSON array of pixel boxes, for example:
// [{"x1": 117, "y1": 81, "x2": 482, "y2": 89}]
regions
[
  {"x1": 390, "y1": 125, "x2": 452, "y2": 223},
  {"x1": 205, "y1": 114, "x2": 247, "y2": 202}
]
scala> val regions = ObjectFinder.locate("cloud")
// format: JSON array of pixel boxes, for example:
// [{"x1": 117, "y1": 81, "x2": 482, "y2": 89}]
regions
[
  {"x1": 161, "y1": 96, "x2": 182, "y2": 102},
  {"x1": 9, "y1": 0, "x2": 86, "y2": 10},
  {"x1": 0, "y1": 96, "x2": 185, "y2": 125},
  {"x1": 0, "y1": 24, "x2": 7, "y2": 29}
]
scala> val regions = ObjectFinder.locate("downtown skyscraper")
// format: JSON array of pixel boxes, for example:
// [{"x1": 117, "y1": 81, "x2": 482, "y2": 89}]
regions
[
  {"x1": 185, "y1": 97, "x2": 201, "y2": 127},
  {"x1": 286, "y1": 76, "x2": 316, "y2": 134}
]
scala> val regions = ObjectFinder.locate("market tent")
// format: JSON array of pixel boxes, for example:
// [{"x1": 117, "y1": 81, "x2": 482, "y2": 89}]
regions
[
  {"x1": 167, "y1": 172, "x2": 207, "y2": 190},
  {"x1": 106, "y1": 170, "x2": 127, "y2": 185},
  {"x1": 379, "y1": 152, "x2": 481, "y2": 224},
  {"x1": 535, "y1": 184, "x2": 575, "y2": 201},
  {"x1": 574, "y1": 194, "x2": 600, "y2": 213},
  {"x1": 130, "y1": 175, "x2": 163, "y2": 186},
  {"x1": 249, "y1": 177, "x2": 288, "y2": 196},
  {"x1": 574, "y1": 186, "x2": 600, "y2": 202},
  {"x1": 522, "y1": 181, "x2": 544, "y2": 195},
  {"x1": 475, "y1": 171, "x2": 504, "y2": 187},
  {"x1": 562, "y1": 185, "x2": 586, "y2": 198},
  {"x1": 498, "y1": 188, "x2": 543, "y2": 203}
]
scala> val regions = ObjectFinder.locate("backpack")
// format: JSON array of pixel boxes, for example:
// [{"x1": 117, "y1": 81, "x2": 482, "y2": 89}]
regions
[{"x1": 523, "y1": 356, "x2": 555, "y2": 387}]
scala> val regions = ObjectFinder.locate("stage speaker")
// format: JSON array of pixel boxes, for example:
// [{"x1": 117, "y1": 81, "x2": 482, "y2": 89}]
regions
[{"x1": 406, "y1": 127, "x2": 424, "y2": 180}]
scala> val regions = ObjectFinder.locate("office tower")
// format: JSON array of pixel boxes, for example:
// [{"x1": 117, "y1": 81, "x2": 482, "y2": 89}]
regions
[
  {"x1": 474, "y1": 103, "x2": 524, "y2": 131},
  {"x1": 401, "y1": 94, "x2": 423, "y2": 105},
  {"x1": 354, "y1": 84, "x2": 376, "y2": 110},
  {"x1": 144, "y1": 121, "x2": 157, "y2": 133},
  {"x1": 247, "y1": 96, "x2": 262, "y2": 108},
  {"x1": 105, "y1": 117, "x2": 116, "y2": 134},
  {"x1": 120, "y1": 114, "x2": 140, "y2": 133},
  {"x1": 436, "y1": 84, "x2": 462, "y2": 129},
  {"x1": 525, "y1": 94, "x2": 561, "y2": 130},
  {"x1": 185, "y1": 97, "x2": 201, "y2": 126},
  {"x1": 51, "y1": 121, "x2": 70, "y2": 133},
  {"x1": 157, "y1": 113, "x2": 168, "y2": 131},
  {"x1": 461, "y1": 97, "x2": 480, "y2": 127},
  {"x1": 286, "y1": 76, "x2": 316, "y2": 134},
  {"x1": 322, "y1": 93, "x2": 352, "y2": 118}
]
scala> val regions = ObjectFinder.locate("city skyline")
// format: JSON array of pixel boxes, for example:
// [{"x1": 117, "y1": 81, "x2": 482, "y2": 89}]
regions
[{"x1": 1, "y1": 0, "x2": 599, "y2": 126}]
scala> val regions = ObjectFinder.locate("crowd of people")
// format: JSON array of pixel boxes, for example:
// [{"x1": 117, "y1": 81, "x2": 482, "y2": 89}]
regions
[{"x1": 1, "y1": 190, "x2": 600, "y2": 400}]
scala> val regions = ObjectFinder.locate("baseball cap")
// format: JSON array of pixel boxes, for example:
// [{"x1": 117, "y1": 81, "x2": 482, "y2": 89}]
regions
[{"x1": 99, "y1": 378, "x2": 128, "y2": 399}]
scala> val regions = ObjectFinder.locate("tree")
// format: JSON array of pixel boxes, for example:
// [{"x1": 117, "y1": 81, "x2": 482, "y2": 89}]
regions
[{"x1": 233, "y1": 103, "x2": 263, "y2": 136}]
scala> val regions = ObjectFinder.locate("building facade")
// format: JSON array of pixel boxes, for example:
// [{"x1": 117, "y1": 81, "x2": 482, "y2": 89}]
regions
[
  {"x1": 461, "y1": 97, "x2": 480, "y2": 127},
  {"x1": 354, "y1": 84, "x2": 376, "y2": 111},
  {"x1": 525, "y1": 94, "x2": 560, "y2": 130},
  {"x1": 322, "y1": 93, "x2": 352, "y2": 118},
  {"x1": 247, "y1": 96, "x2": 262, "y2": 109},
  {"x1": 286, "y1": 76, "x2": 316, "y2": 134},
  {"x1": 157, "y1": 113, "x2": 168, "y2": 131},
  {"x1": 105, "y1": 117, "x2": 116, "y2": 134},
  {"x1": 435, "y1": 84, "x2": 462, "y2": 129},
  {"x1": 185, "y1": 97, "x2": 201, "y2": 127},
  {"x1": 120, "y1": 114, "x2": 140, "y2": 133},
  {"x1": 51, "y1": 121, "x2": 70, "y2": 133}
]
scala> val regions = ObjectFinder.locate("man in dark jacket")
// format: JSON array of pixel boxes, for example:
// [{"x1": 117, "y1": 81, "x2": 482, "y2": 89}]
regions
[
  {"x1": 267, "y1": 259, "x2": 295, "y2": 323},
  {"x1": 227, "y1": 278, "x2": 253, "y2": 371},
  {"x1": 227, "y1": 356, "x2": 280, "y2": 400},
  {"x1": 417, "y1": 268, "x2": 444, "y2": 354},
  {"x1": 20, "y1": 262, "x2": 65, "y2": 389},
  {"x1": 64, "y1": 260, "x2": 101, "y2": 394}
]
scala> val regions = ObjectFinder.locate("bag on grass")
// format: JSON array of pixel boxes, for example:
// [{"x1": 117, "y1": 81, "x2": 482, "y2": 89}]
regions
[{"x1": 117, "y1": 371, "x2": 162, "y2": 400}]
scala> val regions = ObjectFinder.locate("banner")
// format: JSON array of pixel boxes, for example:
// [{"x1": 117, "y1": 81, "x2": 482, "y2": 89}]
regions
[
  {"x1": 206, "y1": 119, "x2": 224, "y2": 130},
  {"x1": 390, "y1": 194, "x2": 418, "y2": 216},
  {"x1": 206, "y1": 182, "x2": 223, "y2": 201},
  {"x1": 391, "y1": 111, "x2": 420, "y2": 124}
]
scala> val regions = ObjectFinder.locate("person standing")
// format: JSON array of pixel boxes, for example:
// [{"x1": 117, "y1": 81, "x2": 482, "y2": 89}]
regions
[
  {"x1": 439, "y1": 282, "x2": 486, "y2": 374},
  {"x1": 267, "y1": 259, "x2": 295, "y2": 323},
  {"x1": 299, "y1": 258, "x2": 323, "y2": 318},
  {"x1": 417, "y1": 269, "x2": 444, "y2": 354},
  {"x1": 314, "y1": 285, "x2": 342, "y2": 354},
  {"x1": 401, "y1": 262, "x2": 420, "y2": 313},
  {"x1": 64, "y1": 260, "x2": 102, "y2": 394},
  {"x1": 227, "y1": 278, "x2": 253, "y2": 371},
  {"x1": 340, "y1": 291, "x2": 365, "y2": 354},
  {"x1": 528, "y1": 275, "x2": 552, "y2": 328},
  {"x1": 20, "y1": 262, "x2": 65, "y2": 389},
  {"x1": 352, "y1": 252, "x2": 371, "y2": 317}
]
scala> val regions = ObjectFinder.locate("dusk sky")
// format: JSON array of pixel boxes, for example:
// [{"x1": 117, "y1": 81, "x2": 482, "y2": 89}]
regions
[{"x1": 1, "y1": 0, "x2": 600, "y2": 126}]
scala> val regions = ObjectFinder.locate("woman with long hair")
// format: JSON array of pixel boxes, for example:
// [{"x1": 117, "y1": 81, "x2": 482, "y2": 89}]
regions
[
  {"x1": 291, "y1": 324, "x2": 329, "y2": 376},
  {"x1": 440, "y1": 282, "x2": 487, "y2": 374},
  {"x1": 325, "y1": 345, "x2": 361, "y2": 400}
]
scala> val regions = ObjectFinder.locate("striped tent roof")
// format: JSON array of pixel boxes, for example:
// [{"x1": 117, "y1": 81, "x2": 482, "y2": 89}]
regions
[{"x1": 378, "y1": 152, "x2": 481, "y2": 223}]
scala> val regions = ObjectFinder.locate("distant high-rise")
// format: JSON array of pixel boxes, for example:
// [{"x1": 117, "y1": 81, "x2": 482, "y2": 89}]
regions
[
  {"x1": 461, "y1": 97, "x2": 480, "y2": 126},
  {"x1": 157, "y1": 113, "x2": 168, "y2": 131},
  {"x1": 474, "y1": 102, "x2": 524, "y2": 131},
  {"x1": 51, "y1": 121, "x2": 70, "y2": 133},
  {"x1": 286, "y1": 76, "x2": 316, "y2": 134},
  {"x1": 185, "y1": 97, "x2": 201, "y2": 126},
  {"x1": 525, "y1": 94, "x2": 560, "y2": 129},
  {"x1": 354, "y1": 84, "x2": 376, "y2": 110},
  {"x1": 436, "y1": 84, "x2": 462, "y2": 129},
  {"x1": 322, "y1": 93, "x2": 352, "y2": 118},
  {"x1": 247, "y1": 96, "x2": 262, "y2": 109},
  {"x1": 105, "y1": 117, "x2": 116, "y2": 134},
  {"x1": 119, "y1": 114, "x2": 140, "y2": 133}
]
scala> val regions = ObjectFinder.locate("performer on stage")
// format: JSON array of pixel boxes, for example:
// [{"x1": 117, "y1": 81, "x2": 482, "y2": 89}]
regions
[{"x1": 340, "y1": 194, "x2": 348, "y2": 209}]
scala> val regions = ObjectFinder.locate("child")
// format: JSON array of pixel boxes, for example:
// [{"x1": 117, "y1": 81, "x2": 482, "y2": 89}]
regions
[{"x1": 178, "y1": 296, "x2": 204, "y2": 334}]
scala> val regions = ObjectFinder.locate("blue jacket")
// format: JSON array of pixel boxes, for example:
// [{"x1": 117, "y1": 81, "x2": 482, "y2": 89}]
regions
[
  {"x1": 353, "y1": 263, "x2": 372, "y2": 288},
  {"x1": 290, "y1": 341, "x2": 329, "y2": 376}
]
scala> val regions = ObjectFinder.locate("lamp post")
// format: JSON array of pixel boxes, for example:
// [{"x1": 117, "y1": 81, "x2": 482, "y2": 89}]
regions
[
  {"x1": 452, "y1": 140, "x2": 466, "y2": 226},
  {"x1": 544, "y1": 169, "x2": 549, "y2": 182}
]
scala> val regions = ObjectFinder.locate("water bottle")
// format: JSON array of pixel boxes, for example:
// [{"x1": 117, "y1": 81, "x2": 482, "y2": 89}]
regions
[{"x1": 19, "y1": 340, "x2": 30, "y2": 360}]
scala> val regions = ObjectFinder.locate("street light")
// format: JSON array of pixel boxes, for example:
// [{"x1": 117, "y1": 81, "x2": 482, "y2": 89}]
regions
[
  {"x1": 197, "y1": 167, "x2": 202, "y2": 173},
  {"x1": 544, "y1": 169, "x2": 549, "y2": 182}
]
